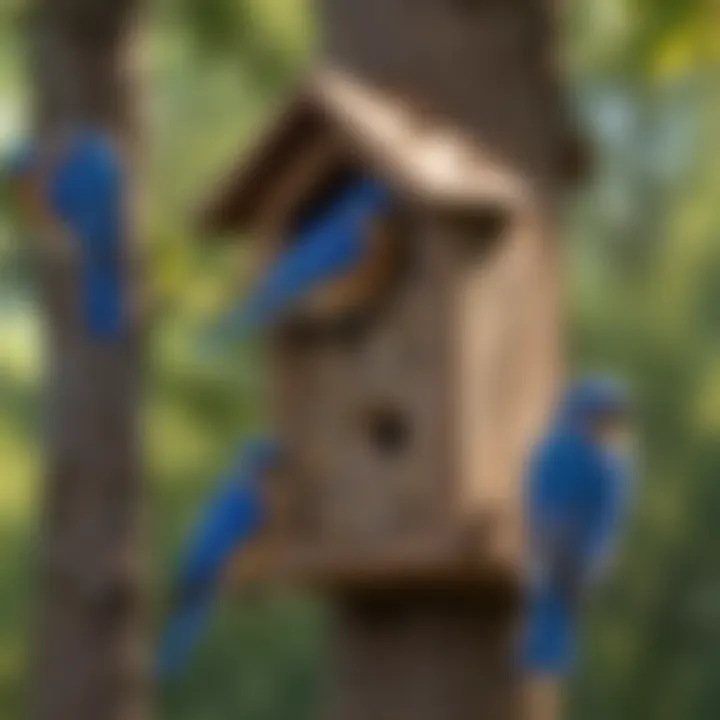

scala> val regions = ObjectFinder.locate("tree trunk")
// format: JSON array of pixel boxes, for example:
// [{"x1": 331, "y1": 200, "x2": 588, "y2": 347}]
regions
[
  {"x1": 30, "y1": 2, "x2": 148, "y2": 719},
  {"x1": 327, "y1": 590, "x2": 523, "y2": 720},
  {"x1": 319, "y1": 1, "x2": 566, "y2": 719}
]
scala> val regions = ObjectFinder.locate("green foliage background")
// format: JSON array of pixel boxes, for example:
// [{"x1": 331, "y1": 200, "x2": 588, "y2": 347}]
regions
[{"x1": 1, "y1": 0, "x2": 719, "y2": 718}]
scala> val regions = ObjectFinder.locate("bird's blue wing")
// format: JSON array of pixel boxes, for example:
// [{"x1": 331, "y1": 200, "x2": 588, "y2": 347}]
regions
[
  {"x1": 523, "y1": 378, "x2": 635, "y2": 676},
  {"x1": 157, "y1": 438, "x2": 279, "y2": 679},
  {"x1": 157, "y1": 483, "x2": 263, "y2": 680},
  {"x1": 523, "y1": 433, "x2": 629, "y2": 675},
  {"x1": 175, "y1": 482, "x2": 264, "y2": 593},
  {"x1": 527, "y1": 433, "x2": 610, "y2": 590},
  {"x1": 219, "y1": 179, "x2": 391, "y2": 337},
  {"x1": 585, "y1": 447, "x2": 634, "y2": 576},
  {"x1": 522, "y1": 434, "x2": 603, "y2": 675},
  {"x1": 49, "y1": 132, "x2": 125, "y2": 340}
]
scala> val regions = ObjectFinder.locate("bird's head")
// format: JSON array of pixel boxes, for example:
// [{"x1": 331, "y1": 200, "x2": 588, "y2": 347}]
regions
[{"x1": 558, "y1": 375, "x2": 635, "y2": 460}]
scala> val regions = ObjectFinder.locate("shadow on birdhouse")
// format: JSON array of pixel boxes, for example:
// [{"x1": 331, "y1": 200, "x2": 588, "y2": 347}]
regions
[{"x1": 200, "y1": 68, "x2": 554, "y2": 593}]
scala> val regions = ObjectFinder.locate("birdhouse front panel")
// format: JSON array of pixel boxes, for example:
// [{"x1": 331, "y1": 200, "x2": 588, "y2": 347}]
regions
[
  {"x1": 272, "y1": 198, "x2": 559, "y2": 587},
  {"x1": 273, "y1": 206, "x2": 458, "y2": 570}
]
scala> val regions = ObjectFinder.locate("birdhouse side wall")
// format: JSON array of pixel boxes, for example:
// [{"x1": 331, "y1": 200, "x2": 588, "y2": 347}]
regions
[{"x1": 445, "y1": 206, "x2": 561, "y2": 574}]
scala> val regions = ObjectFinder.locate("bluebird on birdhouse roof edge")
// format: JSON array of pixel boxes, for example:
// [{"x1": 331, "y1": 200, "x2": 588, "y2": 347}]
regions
[{"x1": 199, "y1": 66, "x2": 530, "y2": 238}]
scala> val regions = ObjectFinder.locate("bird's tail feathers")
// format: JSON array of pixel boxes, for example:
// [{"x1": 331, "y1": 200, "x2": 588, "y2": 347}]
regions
[{"x1": 156, "y1": 592, "x2": 215, "y2": 681}]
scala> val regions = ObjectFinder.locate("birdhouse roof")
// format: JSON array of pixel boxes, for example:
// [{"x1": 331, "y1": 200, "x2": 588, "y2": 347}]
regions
[{"x1": 200, "y1": 68, "x2": 528, "y2": 236}]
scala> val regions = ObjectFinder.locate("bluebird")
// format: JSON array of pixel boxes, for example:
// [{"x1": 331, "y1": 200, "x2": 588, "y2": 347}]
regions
[
  {"x1": 216, "y1": 178, "x2": 393, "y2": 337},
  {"x1": 522, "y1": 375, "x2": 635, "y2": 678},
  {"x1": 157, "y1": 438, "x2": 280, "y2": 679},
  {"x1": 7, "y1": 132, "x2": 126, "y2": 340}
]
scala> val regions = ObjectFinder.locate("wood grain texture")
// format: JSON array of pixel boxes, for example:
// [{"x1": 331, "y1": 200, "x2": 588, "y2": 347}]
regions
[
  {"x1": 274, "y1": 208, "x2": 454, "y2": 564},
  {"x1": 439, "y1": 202, "x2": 561, "y2": 573}
]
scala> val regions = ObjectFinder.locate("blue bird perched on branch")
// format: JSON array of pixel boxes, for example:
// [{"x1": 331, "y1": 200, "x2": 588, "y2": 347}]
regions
[
  {"x1": 6, "y1": 131, "x2": 126, "y2": 340},
  {"x1": 157, "y1": 438, "x2": 280, "y2": 680},
  {"x1": 522, "y1": 375, "x2": 636, "y2": 679},
  {"x1": 215, "y1": 178, "x2": 392, "y2": 338}
]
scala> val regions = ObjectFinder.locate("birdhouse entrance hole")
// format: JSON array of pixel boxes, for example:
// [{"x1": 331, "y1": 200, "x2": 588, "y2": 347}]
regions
[
  {"x1": 289, "y1": 165, "x2": 362, "y2": 239},
  {"x1": 451, "y1": 206, "x2": 509, "y2": 261},
  {"x1": 363, "y1": 405, "x2": 410, "y2": 457}
]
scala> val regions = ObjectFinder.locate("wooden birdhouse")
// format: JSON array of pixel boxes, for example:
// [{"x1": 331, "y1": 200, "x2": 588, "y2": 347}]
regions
[{"x1": 201, "y1": 68, "x2": 561, "y2": 590}]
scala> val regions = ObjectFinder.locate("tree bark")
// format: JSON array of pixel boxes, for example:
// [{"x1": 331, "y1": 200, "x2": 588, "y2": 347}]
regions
[
  {"x1": 327, "y1": 590, "x2": 523, "y2": 720},
  {"x1": 29, "y1": 2, "x2": 148, "y2": 719},
  {"x1": 319, "y1": 1, "x2": 566, "y2": 719}
]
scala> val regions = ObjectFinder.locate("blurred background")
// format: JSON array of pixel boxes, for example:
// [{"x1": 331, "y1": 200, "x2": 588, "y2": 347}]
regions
[{"x1": 1, "y1": 0, "x2": 719, "y2": 718}]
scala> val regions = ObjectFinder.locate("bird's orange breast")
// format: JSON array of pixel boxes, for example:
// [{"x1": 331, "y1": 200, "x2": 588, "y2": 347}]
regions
[{"x1": 295, "y1": 213, "x2": 404, "y2": 322}]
